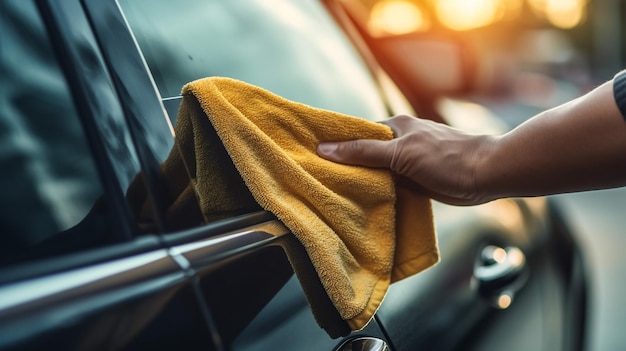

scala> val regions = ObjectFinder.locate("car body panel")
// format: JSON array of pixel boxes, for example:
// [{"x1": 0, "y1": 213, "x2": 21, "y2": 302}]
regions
[
  {"x1": 0, "y1": 0, "x2": 587, "y2": 350},
  {"x1": 0, "y1": 248, "x2": 212, "y2": 350}
]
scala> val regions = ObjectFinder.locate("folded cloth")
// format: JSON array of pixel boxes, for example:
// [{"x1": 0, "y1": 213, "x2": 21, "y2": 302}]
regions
[{"x1": 155, "y1": 77, "x2": 439, "y2": 333}]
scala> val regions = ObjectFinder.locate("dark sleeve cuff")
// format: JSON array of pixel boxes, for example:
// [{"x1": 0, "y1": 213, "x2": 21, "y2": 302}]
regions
[{"x1": 613, "y1": 70, "x2": 626, "y2": 121}]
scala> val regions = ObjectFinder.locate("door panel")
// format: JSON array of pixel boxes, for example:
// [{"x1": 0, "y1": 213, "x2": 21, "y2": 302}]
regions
[
  {"x1": 0, "y1": 248, "x2": 213, "y2": 350},
  {"x1": 169, "y1": 219, "x2": 332, "y2": 349},
  {"x1": 168, "y1": 217, "x2": 390, "y2": 350},
  {"x1": 376, "y1": 200, "x2": 550, "y2": 351}
]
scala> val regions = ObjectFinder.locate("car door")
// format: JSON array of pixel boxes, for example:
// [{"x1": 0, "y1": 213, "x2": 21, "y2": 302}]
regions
[
  {"x1": 0, "y1": 1, "x2": 214, "y2": 349},
  {"x1": 94, "y1": 1, "x2": 585, "y2": 351}
]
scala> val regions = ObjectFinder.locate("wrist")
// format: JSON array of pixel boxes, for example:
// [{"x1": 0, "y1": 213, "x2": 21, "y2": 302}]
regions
[{"x1": 471, "y1": 134, "x2": 502, "y2": 204}]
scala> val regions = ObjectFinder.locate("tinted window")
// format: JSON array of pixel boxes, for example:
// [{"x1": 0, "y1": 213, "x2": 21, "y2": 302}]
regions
[
  {"x1": 0, "y1": 1, "x2": 114, "y2": 266},
  {"x1": 119, "y1": 0, "x2": 388, "y2": 121}
]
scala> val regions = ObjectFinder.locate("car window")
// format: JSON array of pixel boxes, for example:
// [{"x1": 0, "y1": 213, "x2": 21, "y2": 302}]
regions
[
  {"x1": 0, "y1": 1, "x2": 115, "y2": 267},
  {"x1": 118, "y1": 0, "x2": 389, "y2": 121}
]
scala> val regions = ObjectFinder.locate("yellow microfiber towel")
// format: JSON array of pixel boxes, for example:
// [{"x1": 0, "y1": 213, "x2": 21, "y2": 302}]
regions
[{"x1": 140, "y1": 77, "x2": 439, "y2": 334}]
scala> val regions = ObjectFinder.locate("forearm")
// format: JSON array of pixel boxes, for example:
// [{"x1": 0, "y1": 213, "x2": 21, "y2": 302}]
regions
[{"x1": 477, "y1": 80, "x2": 626, "y2": 200}]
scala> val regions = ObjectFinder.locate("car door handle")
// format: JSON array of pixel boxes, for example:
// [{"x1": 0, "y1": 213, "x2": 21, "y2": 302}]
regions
[
  {"x1": 335, "y1": 337, "x2": 390, "y2": 351},
  {"x1": 474, "y1": 245, "x2": 528, "y2": 308}
]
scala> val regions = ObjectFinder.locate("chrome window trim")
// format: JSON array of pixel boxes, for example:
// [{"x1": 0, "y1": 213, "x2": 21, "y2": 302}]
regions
[
  {"x1": 0, "y1": 219, "x2": 290, "y2": 315},
  {"x1": 169, "y1": 220, "x2": 291, "y2": 268},
  {"x1": 0, "y1": 249, "x2": 176, "y2": 314}
]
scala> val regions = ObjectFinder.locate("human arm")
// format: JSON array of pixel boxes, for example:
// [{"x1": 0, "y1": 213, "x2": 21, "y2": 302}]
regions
[{"x1": 317, "y1": 76, "x2": 626, "y2": 206}]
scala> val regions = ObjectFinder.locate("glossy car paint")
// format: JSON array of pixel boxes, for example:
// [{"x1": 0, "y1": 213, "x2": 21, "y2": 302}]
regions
[{"x1": 0, "y1": 0, "x2": 587, "y2": 350}]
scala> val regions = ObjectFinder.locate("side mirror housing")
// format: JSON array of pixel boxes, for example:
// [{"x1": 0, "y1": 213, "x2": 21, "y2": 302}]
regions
[
  {"x1": 372, "y1": 33, "x2": 475, "y2": 97},
  {"x1": 332, "y1": 0, "x2": 477, "y2": 118}
]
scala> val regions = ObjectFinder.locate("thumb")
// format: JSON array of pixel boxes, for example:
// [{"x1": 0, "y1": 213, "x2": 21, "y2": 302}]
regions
[{"x1": 317, "y1": 139, "x2": 394, "y2": 168}]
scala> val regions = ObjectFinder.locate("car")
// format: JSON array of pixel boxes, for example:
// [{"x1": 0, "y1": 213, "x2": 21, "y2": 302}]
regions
[{"x1": 0, "y1": 0, "x2": 587, "y2": 350}]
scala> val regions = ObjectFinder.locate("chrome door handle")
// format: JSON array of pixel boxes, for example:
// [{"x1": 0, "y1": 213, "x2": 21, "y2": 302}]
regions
[
  {"x1": 474, "y1": 245, "x2": 528, "y2": 309},
  {"x1": 336, "y1": 337, "x2": 390, "y2": 351}
]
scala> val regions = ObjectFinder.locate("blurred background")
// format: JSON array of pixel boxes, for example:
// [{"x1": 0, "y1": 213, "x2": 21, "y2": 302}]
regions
[{"x1": 348, "y1": 0, "x2": 625, "y2": 349}]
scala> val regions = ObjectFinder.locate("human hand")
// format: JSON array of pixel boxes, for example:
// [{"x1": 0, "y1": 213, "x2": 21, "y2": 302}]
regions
[{"x1": 317, "y1": 115, "x2": 496, "y2": 206}]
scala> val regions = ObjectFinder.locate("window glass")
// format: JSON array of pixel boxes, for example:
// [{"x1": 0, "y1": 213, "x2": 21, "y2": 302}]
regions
[
  {"x1": 0, "y1": 0, "x2": 114, "y2": 266},
  {"x1": 119, "y1": 0, "x2": 388, "y2": 121},
  {"x1": 196, "y1": 235, "x2": 343, "y2": 351}
]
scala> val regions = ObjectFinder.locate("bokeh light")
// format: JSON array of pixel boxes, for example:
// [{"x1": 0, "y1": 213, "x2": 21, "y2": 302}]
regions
[
  {"x1": 497, "y1": 292, "x2": 513, "y2": 309},
  {"x1": 368, "y1": 0, "x2": 430, "y2": 35},
  {"x1": 492, "y1": 247, "x2": 507, "y2": 264},
  {"x1": 365, "y1": 0, "x2": 589, "y2": 34},
  {"x1": 435, "y1": 0, "x2": 503, "y2": 31},
  {"x1": 545, "y1": 0, "x2": 587, "y2": 29},
  {"x1": 528, "y1": 0, "x2": 588, "y2": 29}
]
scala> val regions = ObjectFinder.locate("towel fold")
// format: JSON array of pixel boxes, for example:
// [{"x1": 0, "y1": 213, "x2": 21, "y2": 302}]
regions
[{"x1": 138, "y1": 77, "x2": 439, "y2": 334}]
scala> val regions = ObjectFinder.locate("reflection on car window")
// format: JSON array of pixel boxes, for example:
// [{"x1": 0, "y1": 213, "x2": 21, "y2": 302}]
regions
[
  {"x1": 196, "y1": 235, "x2": 342, "y2": 351},
  {"x1": 119, "y1": 0, "x2": 388, "y2": 121},
  {"x1": 0, "y1": 0, "x2": 114, "y2": 266}
]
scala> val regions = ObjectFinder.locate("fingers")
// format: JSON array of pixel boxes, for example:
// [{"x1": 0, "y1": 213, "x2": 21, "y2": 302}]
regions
[
  {"x1": 317, "y1": 139, "x2": 394, "y2": 168},
  {"x1": 316, "y1": 115, "x2": 418, "y2": 168}
]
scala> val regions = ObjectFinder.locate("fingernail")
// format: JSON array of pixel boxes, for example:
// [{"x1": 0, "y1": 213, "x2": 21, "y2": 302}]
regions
[{"x1": 317, "y1": 143, "x2": 338, "y2": 156}]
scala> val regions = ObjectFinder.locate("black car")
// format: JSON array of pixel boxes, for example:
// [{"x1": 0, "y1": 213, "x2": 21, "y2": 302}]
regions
[{"x1": 0, "y1": 0, "x2": 587, "y2": 350}]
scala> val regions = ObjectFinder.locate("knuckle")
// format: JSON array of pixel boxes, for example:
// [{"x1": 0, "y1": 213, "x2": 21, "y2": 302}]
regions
[{"x1": 386, "y1": 114, "x2": 417, "y2": 136}]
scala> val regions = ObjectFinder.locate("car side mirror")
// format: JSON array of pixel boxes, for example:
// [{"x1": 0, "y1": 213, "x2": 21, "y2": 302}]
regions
[
  {"x1": 370, "y1": 33, "x2": 475, "y2": 97},
  {"x1": 331, "y1": 0, "x2": 477, "y2": 119}
]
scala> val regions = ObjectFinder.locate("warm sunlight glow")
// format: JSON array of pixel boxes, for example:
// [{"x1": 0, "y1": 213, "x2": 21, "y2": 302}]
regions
[
  {"x1": 368, "y1": 0, "x2": 429, "y2": 35},
  {"x1": 527, "y1": 0, "x2": 588, "y2": 29},
  {"x1": 527, "y1": 0, "x2": 547, "y2": 16},
  {"x1": 367, "y1": 0, "x2": 587, "y2": 34},
  {"x1": 500, "y1": 0, "x2": 524, "y2": 21},
  {"x1": 435, "y1": 0, "x2": 502, "y2": 31},
  {"x1": 545, "y1": 0, "x2": 586, "y2": 29}
]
